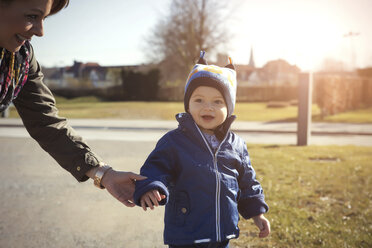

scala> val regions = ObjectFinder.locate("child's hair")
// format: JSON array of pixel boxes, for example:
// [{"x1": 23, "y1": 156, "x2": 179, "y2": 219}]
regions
[{"x1": 184, "y1": 51, "x2": 237, "y2": 117}]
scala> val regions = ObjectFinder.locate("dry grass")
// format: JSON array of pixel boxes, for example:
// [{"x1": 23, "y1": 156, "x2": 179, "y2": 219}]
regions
[
  {"x1": 231, "y1": 145, "x2": 372, "y2": 248},
  {"x1": 7, "y1": 96, "x2": 372, "y2": 123},
  {"x1": 314, "y1": 107, "x2": 372, "y2": 123}
]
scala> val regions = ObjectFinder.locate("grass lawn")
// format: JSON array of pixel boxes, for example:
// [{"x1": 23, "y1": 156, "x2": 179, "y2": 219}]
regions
[
  {"x1": 7, "y1": 96, "x2": 372, "y2": 123},
  {"x1": 314, "y1": 107, "x2": 372, "y2": 123},
  {"x1": 231, "y1": 145, "x2": 372, "y2": 248}
]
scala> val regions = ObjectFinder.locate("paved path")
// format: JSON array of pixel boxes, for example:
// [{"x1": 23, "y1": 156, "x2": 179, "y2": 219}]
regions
[
  {"x1": 1, "y1": 118, "x2": 372, "y2": 146},
  {"x1": 0, "y1": 137, "x2": 166, "y2": 248}
]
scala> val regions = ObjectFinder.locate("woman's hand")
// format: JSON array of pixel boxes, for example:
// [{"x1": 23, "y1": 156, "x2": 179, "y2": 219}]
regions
[
  {"x1": 252, "y1": 214, "x2": 271, "y2": 238},
  {"x1": 101, "y1": 169, "x2": 146, "y2": 207}
]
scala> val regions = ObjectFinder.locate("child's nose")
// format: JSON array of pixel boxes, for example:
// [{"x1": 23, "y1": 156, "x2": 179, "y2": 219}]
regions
[{"x1": 203, "y1": 102, "x2": 213, "y2": 110}]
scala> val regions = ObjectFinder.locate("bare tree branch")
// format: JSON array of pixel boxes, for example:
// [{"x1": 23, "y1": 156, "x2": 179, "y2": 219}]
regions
[{"x1": 145, "y1": 0, "x2": 233, "y2": 83}]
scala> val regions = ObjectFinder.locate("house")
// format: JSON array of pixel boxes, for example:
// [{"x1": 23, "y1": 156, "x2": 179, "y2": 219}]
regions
[
  {"x1": 44, "y1": 61, "x2": 126, "y2": 89},
  {"x1": 235, "y1": 64, "x2": 255, "y2": 86},
  {"x1": 258, "y1": 59, "x2": 301, "y2": 86},
  {"x1": 64, "y1": 61, "x2": 107, "y2": 87},
  {"x1": 214, "y1": 48, "x2": 301, "y2": 87}
]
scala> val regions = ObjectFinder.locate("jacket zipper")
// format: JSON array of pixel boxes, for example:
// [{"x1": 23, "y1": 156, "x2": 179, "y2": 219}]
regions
[{"x1": 195, "y1": 124, "x2": 228, "y2": 242}]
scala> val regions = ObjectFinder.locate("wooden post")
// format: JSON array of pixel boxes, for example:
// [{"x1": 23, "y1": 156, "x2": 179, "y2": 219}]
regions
[{"x1": 297, "y1": 72, "x2": 313, "y2": 146}]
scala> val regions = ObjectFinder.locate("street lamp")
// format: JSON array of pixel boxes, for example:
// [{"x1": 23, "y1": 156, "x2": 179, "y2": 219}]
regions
[{"x1": 343, "y1": 31, "x2": 360, "y2": 70}]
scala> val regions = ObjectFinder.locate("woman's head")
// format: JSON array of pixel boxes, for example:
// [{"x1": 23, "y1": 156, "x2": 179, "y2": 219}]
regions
[
  {"x1": 0, "y1": 0, "x2": 69, "y2": 15},
  {"x1": 0, "y1": 0, "x2": 69, "y2": 52}
]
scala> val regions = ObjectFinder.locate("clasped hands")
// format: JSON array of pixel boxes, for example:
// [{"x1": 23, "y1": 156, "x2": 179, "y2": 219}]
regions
[
  {"x1": 140, "y1": 189, "x2": 166, "y2": 211},
  {"x1": 100, "y1": 169, "x2": 146, "y2": 207}
]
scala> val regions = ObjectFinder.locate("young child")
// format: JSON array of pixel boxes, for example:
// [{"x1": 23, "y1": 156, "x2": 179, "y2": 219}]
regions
[{"x1": 134, "y1": 51, "x2": 270, "y2": 248}]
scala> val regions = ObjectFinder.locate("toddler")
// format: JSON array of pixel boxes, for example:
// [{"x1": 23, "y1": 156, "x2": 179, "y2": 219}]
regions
[{"x1": 134, "y1": 51, "x2": 270, "y2": 248}]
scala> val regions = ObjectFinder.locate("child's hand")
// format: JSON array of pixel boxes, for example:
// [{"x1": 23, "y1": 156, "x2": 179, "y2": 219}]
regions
[
  {"x1": 140, "y1": 190, "x2": 166, "y2": 211},
  {"x1": 252, "y1": 214, "x2": 271, "y2": 238}
]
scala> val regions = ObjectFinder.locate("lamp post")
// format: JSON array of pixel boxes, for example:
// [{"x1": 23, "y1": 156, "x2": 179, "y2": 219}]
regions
[
  {"x1": 343, "y1": 31, "x2": 360, "y2": 70},
  {"x1": 297, "y1": 72, "x2": 313, "y2": 146},
  {"x1": 296, "y1": 36, "x2": 314, "y2": 146}
]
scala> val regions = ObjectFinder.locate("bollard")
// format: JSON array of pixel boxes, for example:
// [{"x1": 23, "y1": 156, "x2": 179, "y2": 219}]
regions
[{"x1": 297, "y1": 72, "x2": 313, "y2": 146}]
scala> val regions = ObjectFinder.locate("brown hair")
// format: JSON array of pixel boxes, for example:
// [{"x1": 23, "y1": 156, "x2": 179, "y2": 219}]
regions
[
  {"x1": 50, "y1": 0, "x2": 69, "y2": 15},
  {"x1": 0, "y1": 0, "x2": 69, "y2": 15}
]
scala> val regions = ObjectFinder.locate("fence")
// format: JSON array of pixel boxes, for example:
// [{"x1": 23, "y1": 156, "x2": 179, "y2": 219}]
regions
[
  {"x1": 52, "y1": 85, "x2": 126, "y2": 101},
  {"x1": 157, "y1": 85, "x2": 299, "y2": 102},
  {"x1": 314, "y1": 75, "x2": 372, "y2": 116},
  {"x1": 237, "y1": 86, "x2": 298, "y2": 102}
]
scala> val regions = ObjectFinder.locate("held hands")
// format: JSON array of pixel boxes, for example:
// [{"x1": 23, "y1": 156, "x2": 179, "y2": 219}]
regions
[
  {"x1": 252, "y1": 214, "x2": 271, "y2": 238},
  {"x1": 140, "y1": 190, "x2": 166, "y2": 211},
  {"x1": 101, "y1": 169, "x2": 146, "y2": 207}
]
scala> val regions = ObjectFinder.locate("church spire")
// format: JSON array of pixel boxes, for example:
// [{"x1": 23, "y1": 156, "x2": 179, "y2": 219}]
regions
[{"x1": 249, "y1": 46, "x2": 255, "y2": 68}]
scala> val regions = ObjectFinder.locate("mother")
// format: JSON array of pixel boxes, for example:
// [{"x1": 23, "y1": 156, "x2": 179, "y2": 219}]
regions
[{"x1": 0, "y1": 0, "x2": 145, "y2": 206}]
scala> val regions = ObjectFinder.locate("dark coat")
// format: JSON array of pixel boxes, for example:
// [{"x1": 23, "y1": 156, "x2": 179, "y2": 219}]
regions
[
  {"x1": 10, "y1": 44, "x2": 102, "y2": 181},
  {"x1": 134, "y1": 113, "x2": 268, "y2": 245}
]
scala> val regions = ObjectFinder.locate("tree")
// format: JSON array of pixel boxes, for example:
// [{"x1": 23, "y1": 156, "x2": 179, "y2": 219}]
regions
[
  {"x1": 146, "y1": 0, "x2": 232, "y2": 83},
  {"x1": 121, "y1": 68, "x2": 161, "y2": 101}
]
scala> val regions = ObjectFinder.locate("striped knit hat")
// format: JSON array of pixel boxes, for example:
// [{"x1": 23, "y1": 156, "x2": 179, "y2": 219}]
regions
[{"x1": 184, "y1": 51, "x2": 237, "y2": 117}]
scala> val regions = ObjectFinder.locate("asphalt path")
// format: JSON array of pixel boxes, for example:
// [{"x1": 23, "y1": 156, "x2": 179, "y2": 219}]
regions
[
  {"x1": 1, "y1": 124, "x2": 372, "y2": 146},
  {"x1": 1, "y1": 118, "x2": 372, "y2": 146},
  {"x1": 0, "y1": 137, "x2": 166, "y2": 248}
]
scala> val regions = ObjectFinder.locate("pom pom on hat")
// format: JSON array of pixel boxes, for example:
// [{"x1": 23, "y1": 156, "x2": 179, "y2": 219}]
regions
[{"x1": 184, "y1": 51, "x2": 237, "y2": 117}]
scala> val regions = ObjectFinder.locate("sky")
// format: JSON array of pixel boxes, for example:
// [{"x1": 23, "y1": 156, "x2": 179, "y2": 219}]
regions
[{"x1": 32, "y1": 0, "x2": 372, "y2": 71}]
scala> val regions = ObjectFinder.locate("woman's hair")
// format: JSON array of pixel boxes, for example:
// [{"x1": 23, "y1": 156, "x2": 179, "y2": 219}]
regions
[
  {"x1": 0, "y1": 0, "x2": 69, "y2": 15},
  {"x1": 50, "y1": 0, "x2": 69, "y2": 15}
]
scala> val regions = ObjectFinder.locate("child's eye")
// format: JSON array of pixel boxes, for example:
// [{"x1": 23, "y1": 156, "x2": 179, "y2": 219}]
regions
[
  {"x1": 194, "y1": 99, "x2": 202, "y2": 103},
  {"x1": 214, "y1": 100, "x2": 224, "y2": 105}
]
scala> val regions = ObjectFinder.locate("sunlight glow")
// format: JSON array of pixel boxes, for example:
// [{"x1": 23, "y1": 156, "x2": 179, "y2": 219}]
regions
[{"x1": 230, "y1": 0, "x2": 370, "y2": 71}]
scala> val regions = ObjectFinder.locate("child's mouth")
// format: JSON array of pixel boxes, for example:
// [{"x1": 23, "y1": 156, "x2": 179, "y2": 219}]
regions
[{"x1": 201, "y1": 115, "x2": 214, "y2": 121}]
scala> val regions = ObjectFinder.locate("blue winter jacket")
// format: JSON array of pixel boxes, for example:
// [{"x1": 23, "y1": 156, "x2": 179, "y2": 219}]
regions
[{"x1": 134, "y1": 113, "x2": 268, "y2": 245}]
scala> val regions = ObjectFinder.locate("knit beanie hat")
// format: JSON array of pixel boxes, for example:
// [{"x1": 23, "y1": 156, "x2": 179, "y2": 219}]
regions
[{"x1": 184, "y1": 51, "x2": 237, "y2": 117}]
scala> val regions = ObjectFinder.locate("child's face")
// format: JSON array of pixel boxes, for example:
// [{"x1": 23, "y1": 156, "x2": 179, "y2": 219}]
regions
[{"x1": 188, "y1": 86, "x2": 227, "y2": 135}]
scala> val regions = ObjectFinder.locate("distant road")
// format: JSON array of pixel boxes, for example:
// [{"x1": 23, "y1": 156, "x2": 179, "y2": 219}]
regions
[{"x1": 1, "y1": 124, "x2": 372, "y2": 146}]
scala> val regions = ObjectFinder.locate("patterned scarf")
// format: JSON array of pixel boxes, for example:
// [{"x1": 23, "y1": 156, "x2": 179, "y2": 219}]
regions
[{"x1": 0, "y1": 41, "x2": 30, "y2": 112}]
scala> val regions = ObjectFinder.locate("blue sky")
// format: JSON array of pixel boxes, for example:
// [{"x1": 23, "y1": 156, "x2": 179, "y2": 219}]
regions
[{"x1": 32, "y1": 0, "x2": 372, "y2": 71}]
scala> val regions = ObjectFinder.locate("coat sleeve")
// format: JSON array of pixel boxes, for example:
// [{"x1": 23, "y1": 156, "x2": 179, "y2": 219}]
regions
[
  {"x1": 12, "y1": 45, "x2": 103, "y2": 182},
  {"x1": 237, "y1": 141, "x2": 269, "y2": 219},
  {"x1": 133, "y1": 133, "x2": 175, "y2": 206}
]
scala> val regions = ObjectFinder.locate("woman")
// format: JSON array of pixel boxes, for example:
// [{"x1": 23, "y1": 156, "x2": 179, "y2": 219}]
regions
[{"x1": 0, "y1": 0, "x2": 145, "y2": 206}]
